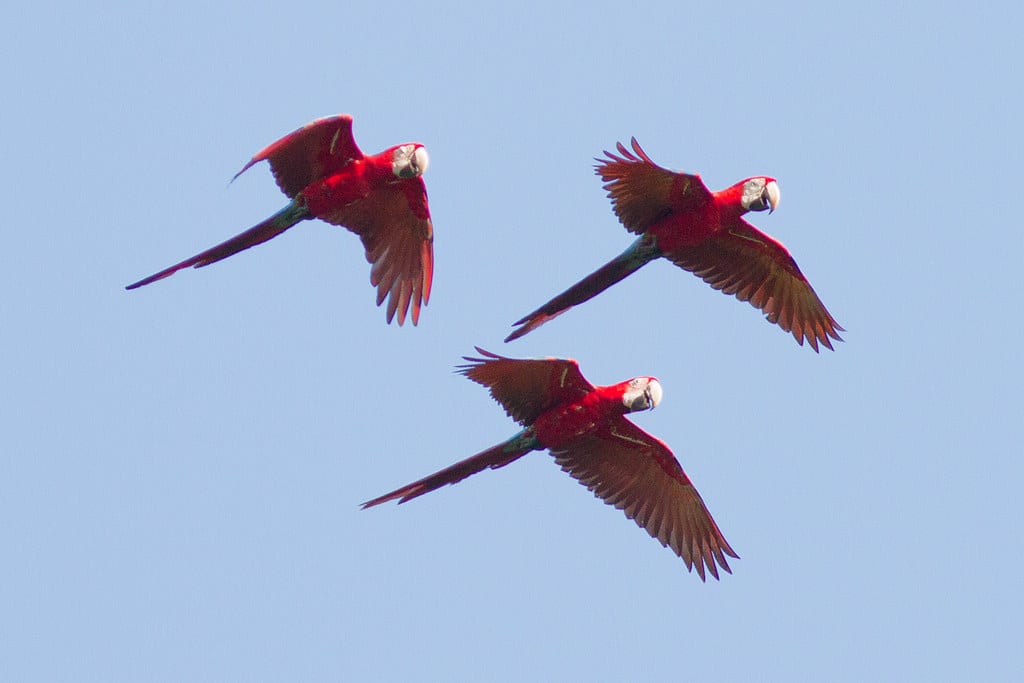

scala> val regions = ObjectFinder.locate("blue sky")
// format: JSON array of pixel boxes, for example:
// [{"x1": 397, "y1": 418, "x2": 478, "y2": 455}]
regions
[{"x1": 3, "y1": 2, "x2": 1021, "y2": 680}]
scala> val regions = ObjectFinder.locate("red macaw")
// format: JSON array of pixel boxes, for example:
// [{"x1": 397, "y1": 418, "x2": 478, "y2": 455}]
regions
[
  {"x1": 363, "y1": 348, "x2": 738, "y2": 580},
  {"x1": 126, "y1": 115, "x2": 434, "y2": 325},
  {"x1": 506, "y1": 138, "x2": 843, "y2": 350}
]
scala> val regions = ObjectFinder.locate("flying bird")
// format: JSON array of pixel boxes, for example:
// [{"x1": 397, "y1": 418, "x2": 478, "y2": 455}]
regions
[
  {"x1": 506, "y1": 138, "x2": 843, "y2": 350},
  {"x1": 363, "y1": 348, "x2": 738, "y2": 580},
  {"x1": 126, "y1": 115, "x2": 434, "y2": 325}
]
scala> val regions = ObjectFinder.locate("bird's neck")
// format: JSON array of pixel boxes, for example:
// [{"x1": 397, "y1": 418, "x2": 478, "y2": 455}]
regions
[{"x1": 711, "y1": 184, "x2": 749, "y2": 220}]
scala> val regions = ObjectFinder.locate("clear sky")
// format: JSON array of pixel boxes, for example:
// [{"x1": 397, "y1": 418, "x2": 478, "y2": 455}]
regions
[{"x1": 3, "y1": 2, "x2": 1021, "y2": 680}]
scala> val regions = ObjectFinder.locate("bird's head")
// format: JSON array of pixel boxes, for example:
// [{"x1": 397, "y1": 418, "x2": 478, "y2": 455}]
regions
[
  {"x1": 740, "y1": 177, "x2": 781, "y2": 214},
  {"x1": 392, "y1": 143, "x2": 430, "y2": 179},
  {"x1": 621, "y1": 377, "x2": 663, "y2": 413}
]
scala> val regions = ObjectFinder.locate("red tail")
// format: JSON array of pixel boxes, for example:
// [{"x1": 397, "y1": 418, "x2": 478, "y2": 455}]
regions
[
  {"x1": 505, "y1": 237, "x2": 660, "y2": 342},
  {"x1": 126, "y1": 202, "x2": 309, "y2": 290},
  {"x1": 362, "y1": 432, "x2": 537, "y2": 508}
]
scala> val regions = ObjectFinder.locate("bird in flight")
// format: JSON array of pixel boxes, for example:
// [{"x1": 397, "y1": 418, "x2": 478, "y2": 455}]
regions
[
  {"x1": 506, "y1": 138, "x2": 843, "y2": 350},
  {"x1": 127, "y1": 114, "x2": 434, "y2": 325},
  {"x1": 363, "y1": 348, "x2": 738, "y2": 580}
]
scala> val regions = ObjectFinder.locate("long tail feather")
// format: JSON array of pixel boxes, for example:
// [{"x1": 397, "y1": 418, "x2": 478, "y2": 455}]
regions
[
  {"x1": 126, "y1": 201, "x2": 309, "y2": 290},
  {"x1": 362, "y1": 431, "x2": 538, "y2": 508},
  {"x1": 505, "y1": 237, "x2": 660, "y2": 342}
]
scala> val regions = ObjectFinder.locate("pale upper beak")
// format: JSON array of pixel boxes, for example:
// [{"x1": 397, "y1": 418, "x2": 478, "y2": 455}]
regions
[{"x1": 765, "y1": 180, "x2": 781, "y2": 214}]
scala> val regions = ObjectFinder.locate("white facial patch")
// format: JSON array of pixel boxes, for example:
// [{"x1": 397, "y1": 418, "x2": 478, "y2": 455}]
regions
[
  {"x1": 740, "y1": 177, "x2": 781, "y2": 212},
  {"x1": 741, "y1": 178, "x2": 768, "y2": 210},
  {"x1": 392, "y1": 144, "x2": 429, "y2": 179},
  {"x1": 621, "y1": 377, "x2": 663, "y2": 412}
]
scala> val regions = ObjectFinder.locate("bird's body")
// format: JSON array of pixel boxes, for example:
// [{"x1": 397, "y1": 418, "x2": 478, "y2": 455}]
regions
[
  {"x1": 363, "y1": 349, "x2": 737, "y2": 581},
  {"x1": 506, "y1": 138, "x2": 843, "y2": 350},
  {"x1": 531, "y1": 384, "x2": 625, "y2": 447},
  {"x1": 127, "y1": 115, "x2": 434, "y2": 325}
]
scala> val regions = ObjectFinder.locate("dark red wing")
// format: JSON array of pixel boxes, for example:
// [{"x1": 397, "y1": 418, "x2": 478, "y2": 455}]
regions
[
  {"x1": 595, "y1": 138, "x2": 713, "y2": 234},
  {"x1": 232, "y1": 115, "x2": 364, "y2": 198},
  {"x1": 552, "y1": 419, "x2": 738, "y2": 581},
  {"x1": 458, "y1": 350, "x2": 595, "y2": 426},
  {"x1": 667, "y1": 218, "x2": 844, "y2": 351},
  {"x1": 320, "y1": 178, "x2": 433, "y2": 326}
]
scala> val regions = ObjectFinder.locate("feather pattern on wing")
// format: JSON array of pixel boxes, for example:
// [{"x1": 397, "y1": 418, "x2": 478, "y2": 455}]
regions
[
  {"x1": 553, "y1": 420, "x2": 738, "y2": 581},
  {"x1": 458, "y1": 350, "x2": 595, "y2": 426},
  {"x1": 322, "y1": 178, "x2": 433, "y2": 325},
  {"x1": 595, "y1": 137, "x2": 713, "y2": 234},
  {"x1": 667, "y1": 219, "x2": 844, "y2": 351},
  {"x1": 233, "y1": 115, "x2": 364, "y2": 198}
]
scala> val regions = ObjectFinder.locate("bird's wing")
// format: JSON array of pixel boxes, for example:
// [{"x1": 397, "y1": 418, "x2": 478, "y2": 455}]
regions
[
  {"x1": 321, "y1": 178, "x2": 434, "y2": 326},
  {"x1": 667, "y1": 218, "x2": 844, "y2": 351},
  {"x1": 232, "y1": 115, "x2": 364, "y2": 198},
  {"x1": 458, "y1": 349, "x2": 595, "y2": 426},
  {"x1": 595, "y1": 137, "x2": 713, "y2": 234},
  {"x1": 552, "y1": 419, "x2": 738, "y2": 581}
]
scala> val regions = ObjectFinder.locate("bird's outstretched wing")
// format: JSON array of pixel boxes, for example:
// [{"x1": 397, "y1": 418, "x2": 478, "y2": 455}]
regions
[
  {"x1": 553, "y1": 418, "x2": 738, "y2": 581},
  {"x1": 667, "y1": 218, "x2": 844, "y2": 351},
  {"x1": 596, "y1": 137, "x2": 713, "y2": 234},
  {"x1": 458, "y1": 349, "x2": 595, "y2": 426},
  {"x1": 232, "y1": 115, "x2": 364, "y2": 198},
  {"x1": 320, "y1": 178, "x2": 434, "y2": 325}
]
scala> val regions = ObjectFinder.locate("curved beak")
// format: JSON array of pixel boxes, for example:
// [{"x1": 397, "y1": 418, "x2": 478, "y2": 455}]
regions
[{"x1": 764, "y1": 180, "x2": 781, "y2": 214}]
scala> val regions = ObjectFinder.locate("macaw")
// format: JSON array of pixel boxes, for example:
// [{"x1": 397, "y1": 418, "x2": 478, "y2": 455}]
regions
[
  {"x1": 506, "y1": 138, "x2": 843, "y2": 350},
  {"x1": 126, "y1": 115, "x2": 434, "y2": 325},
  {"x1": 363, "y1": 348, "x2": 738, "y2": 580}
]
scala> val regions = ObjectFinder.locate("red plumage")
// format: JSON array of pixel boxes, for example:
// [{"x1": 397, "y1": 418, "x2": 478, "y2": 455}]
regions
[
  {"x1": 508, "y1": 138, "x2": 843, "y2": 350},
  {"x1": 364, "y1": 349, "x2": 738, "y2": 581},
  {"x1": 127, "y1": 115, "x2": 434, "y2": 326}
]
